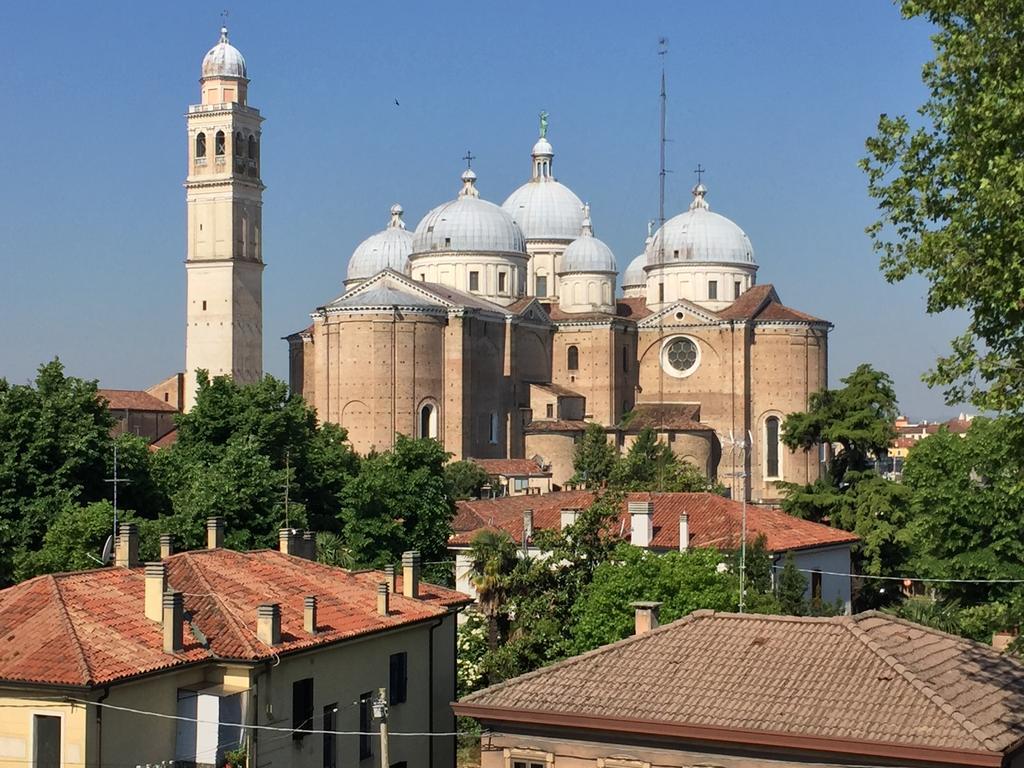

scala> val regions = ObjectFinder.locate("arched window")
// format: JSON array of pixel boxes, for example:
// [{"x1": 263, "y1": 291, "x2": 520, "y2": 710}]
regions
[
  {"x1": 765, "y1": 416, "x2": 781, "y2": 479},
  {"x1": 248, "y1": 135, "x2": 257, "y2": 159},
  {"x1": 215, "y1": 131, "x2": 226, "y2": 156},
  {"x1": 195, "y1": 132, "x2": 206, "y2": 158},
  {"x1": 419, "y1": 403, "x2": 437, "y2": 439},
  {"x1": 234, "y1": 132, "x2": 243, "y2": 156},
  {"x1": 567, "y1": 345, "x2": 579, "y2": 371}
]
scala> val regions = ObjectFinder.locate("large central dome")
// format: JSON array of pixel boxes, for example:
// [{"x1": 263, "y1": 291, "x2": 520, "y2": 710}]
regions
[
  {"x1": 502, "y1": 133, "x2": 585, "y2": 242},
  {"x1": 412, "y1": 170, "x2": 526, "y2": 255},
  {"x1": 646, "y1": 185, "x2": 755, "y2": 266},
  {"x1": 346, "y1": 204, "x2": 413, "y2": 286}
]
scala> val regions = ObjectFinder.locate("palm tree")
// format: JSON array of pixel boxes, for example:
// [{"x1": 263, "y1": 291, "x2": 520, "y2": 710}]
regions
[{"x1": 468, "y1": 529, "x2": 519, "y2": 651}]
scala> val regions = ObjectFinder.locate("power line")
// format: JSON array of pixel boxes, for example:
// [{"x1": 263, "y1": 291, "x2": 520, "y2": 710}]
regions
[{"x1": 771, "y1": 564, "x2": 1024, "y2": 585}]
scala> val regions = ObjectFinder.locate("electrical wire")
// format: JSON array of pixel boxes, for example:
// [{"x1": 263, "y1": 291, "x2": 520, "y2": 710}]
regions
[{"x1": 770, "y1": 564, "x2": 1024, "y2": 584}]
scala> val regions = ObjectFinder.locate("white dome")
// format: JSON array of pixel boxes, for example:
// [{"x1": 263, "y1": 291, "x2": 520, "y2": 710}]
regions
[
  {"x1": 622, "y1": 252, "x2": 646, "y2": 289},
  {"x1": 501, "y1": 131, "x2": 585, "y2": 242},
  {"x1": 346, "y1": 204, "x2": 414, "y2": 283},
  {"x1": 412, "y1": 170, "x2": 526, "y2": 255},
  {"x1": 202, "y1": 27, "x2": 247, "y2": 79},
  {"x1": 647, "y1": 185, "x2": 755, "y2": 266},
  {"x1": 559, "y1": 208, "x2": 617, "y2": 274}
]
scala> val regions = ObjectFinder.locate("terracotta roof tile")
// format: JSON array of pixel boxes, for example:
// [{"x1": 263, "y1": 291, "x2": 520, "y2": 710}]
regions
[
  {"x1": 523, "y1": 419, "x2": 590, "y2": 433},
  {"x1": 616, "y1": 297, "x2": 652, "y2": 319},
  {"x1": 150, "y1": 428, "x2": 178, "y2": 450},
  {"x1": 622, "y1": 403, "x2": 711, "y2": 431},
  {"x1": 471, "y1": 458, "x2": 550, "y2": 477},
  {"x1": 450, "y1": 491, "x2": 858, "y2": 551},
  {"x1": 98, "y1": 389, "x2": 178, "y2": 413},
  {"x1": 0, "y1": 550, "x2": 470, "y2": 688},
  {"x1": 458, "y1": 610, "x2": 1024, "y2": 756}
]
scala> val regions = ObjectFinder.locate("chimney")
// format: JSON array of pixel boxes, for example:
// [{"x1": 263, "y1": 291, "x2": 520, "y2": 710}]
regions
[
  {"x1": 402, "y1": 550, "x2": 421, "y2": 599},
  {"x1": 679, "y1": 513, "x2": 690, "y2": 552},
  {"x1": 522, "y1": 509, "x2": 534, "y2": 544},
  {"x1": 304, "y1": 596, "x2": 318, "y2": 634},
  {"x1": 385, "y1": 564, "x2": 397, "y2": 594},
  {"x1": 630, "y1": 601, "x2": 662, "y2": 635},
  {"x1": 159, "y1": 533, "x2": 174, "y2": 559},
  {"x1": 206, "y1": 516, "x2": 224, "y2": 549},
  {"x1": 279, "y1": 528, "x2": 298, "y2": 556},
  {"x1": 560, "y1": 508, "x2": 579, "y2": 530},
  {"x1": 145, "y1": 562, "x2": 167, "y2": 622},
  {"x1": 629, "y1": 500, "x2": 654, "y2": 548},
  {"x1": 302, "y1": 530, "x2": 317, "y2": 561},
  {"x1": 257, "y1": 603, "x2": 281, "y2": 645},
  {"x1": 377, "y1": 582, "x2": 390, "y2": 616},
  {"x1": 115, "y1": 523, "x2": 140, "y2": 568},
  {"x1": 163, "y1": 591, "x2": 184, "y2": 653}
]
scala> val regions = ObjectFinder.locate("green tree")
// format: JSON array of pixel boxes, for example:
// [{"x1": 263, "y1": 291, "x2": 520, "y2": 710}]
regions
[
  {"x1": 570, "y1": 423, "x2": 617, "y2": 488},
  {"x1": 861, "y1": 0, "x2": 1024, "y2": 412},
  {"x1": 467, "y1": 530, "x2": 520, "y2": 653},
  {"x1": 444, "y1": 460, "x2": 491, "y2": 501},
  {"x1": 0, "y1": 360, "x2": 115, "y2": 584},
  {"x1": 571, "y1": 543, "x2": 735, "y2": 651},
  {"x1": 777, "y1": 552, "x2": 808, "y2": 616},
  {"x1": 609, "y1": 427, "x2": 723, "y2": 493}
]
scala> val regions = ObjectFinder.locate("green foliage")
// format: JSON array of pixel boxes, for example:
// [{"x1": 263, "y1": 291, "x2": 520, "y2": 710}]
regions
[
  {"x1": 609, "y1": 428, "x2": 723, "y2": 493},
  {"x1": 777, "y1": 552, "x2": 808, "y2": 616},
  {"x1": 456, "y1": 613, "x2": 489, "y2": 697},
  {"x1": 468, "y1": 529, "x2": 520, "y2": 653},
  {"x1": 315, "y1": 531, "x2": 354, "y2": 569},
  {"x1": 571, "y1": 544, "x2": 735, "y2": 650},
  {"x1": 861, "y1": 0, "x2": 1024, "y2": 412},
  {"x1": 570, "y1": 423, "x2": 617, "y2": 487},
  {"x1": 338, "y1": 435, "x2": 452, "y2": 568},
  {"x1": 444, "y1": 460, "x2": 491, "y2": 501}
]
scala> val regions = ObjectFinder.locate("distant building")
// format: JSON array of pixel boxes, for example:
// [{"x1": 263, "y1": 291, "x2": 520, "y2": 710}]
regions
[
  {"x1": 450, "y1": 491, "x2": 857, "y2": 611},
  {"x1": 470, "y1": 457, "x2": 553, "y2": 497},
  {"x1": 97, "y1": 387, "x2": 179, "y2": 444},
  {"x1": 0, "y1": 519, "x2": 468, "y2": 767},
  {"x1": 887, "y1": 413, "x2": 975, "y2": 479},
  {"x1": 456, "y1": 608, "x2": 1024, "y2": 768}
]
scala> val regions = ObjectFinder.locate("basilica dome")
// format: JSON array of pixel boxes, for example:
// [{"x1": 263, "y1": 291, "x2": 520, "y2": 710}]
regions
[
  {"x1": 202, "y1": 27, "x2": 247, "y2": 79},
  {"x1": 559, "y1": 207, "x2": 617, "y2": 274},
  {"x1": 502, "y1": 133, "x2": 585, "y2": 242},
  {"x1": 412, "y1": 170, "x2": 526, "y2": 255},
  {"x1": 646, "y1": 185, "x2": 755, "y2": 266},
  {"x1": 621, "y1": 253, "x2": 647, "y2": 291},
  {"x1": 346, "y1": 204, "x2": 413, "y2": 285}
]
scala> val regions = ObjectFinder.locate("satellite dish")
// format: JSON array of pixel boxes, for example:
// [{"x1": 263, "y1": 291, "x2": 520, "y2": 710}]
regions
[{"x1": 100, "y1": 535, "x2": 113, "y2": 565}]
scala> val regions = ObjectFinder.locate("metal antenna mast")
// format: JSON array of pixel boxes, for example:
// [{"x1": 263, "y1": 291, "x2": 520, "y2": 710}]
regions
[
  {"x1": 658, "y1": 37, "x2": 669, "y2": 230},
  {"x1": 104, "y1": 444, "x2": 130, "y2": 563}
]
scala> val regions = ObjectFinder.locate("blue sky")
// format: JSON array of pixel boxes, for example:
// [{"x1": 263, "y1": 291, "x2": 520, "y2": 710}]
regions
[{"x1": 0, "y1": 1, "x2": 967, "y2": 419}]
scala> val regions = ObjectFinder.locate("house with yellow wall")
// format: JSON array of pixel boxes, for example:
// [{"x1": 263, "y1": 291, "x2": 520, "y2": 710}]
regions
[{"x1": 0, "y1": 519, "x2": 468, "y2": 768}]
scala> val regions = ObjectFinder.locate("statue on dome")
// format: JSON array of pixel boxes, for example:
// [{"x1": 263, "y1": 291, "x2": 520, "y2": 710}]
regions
[{"x1": 539, "y1": 110, "x2": 549, "y2": 139}]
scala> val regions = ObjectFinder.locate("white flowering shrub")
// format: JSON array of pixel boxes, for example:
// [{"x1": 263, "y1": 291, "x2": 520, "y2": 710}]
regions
[{"x1": 457, "y1": 612, "x2": 489, "y2": 696}]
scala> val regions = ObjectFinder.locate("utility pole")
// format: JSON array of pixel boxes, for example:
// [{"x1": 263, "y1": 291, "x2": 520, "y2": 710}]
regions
[
  {"x1": 104, "y1": 444, "x2": 130, "y2": 562},
  {"x1": 373, "y1": 687, "x2": 389, "y2": 768}
]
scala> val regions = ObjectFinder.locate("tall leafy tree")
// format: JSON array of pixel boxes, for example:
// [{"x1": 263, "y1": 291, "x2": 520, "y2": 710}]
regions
[
  {"x1": 861, "y1": 0, "x2": 1024, "y2": 412},
  {"x1": 570, "y1": 423, "x2": 617, "y2": 488},
  {"x1": 609, "y1": 427, "x2": 724, "y2": 493},
  {"x1": 444, "y1": 460, "x2": 492, "y2": 501},
  {"x1": 467, "y1": 530, "x2": 520, "y2": 652}
]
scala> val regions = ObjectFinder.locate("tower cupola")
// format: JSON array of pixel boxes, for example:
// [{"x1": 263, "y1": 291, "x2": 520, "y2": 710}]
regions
[{"x1": 200, "y1": 26, "x2": 249, "y2": 105}]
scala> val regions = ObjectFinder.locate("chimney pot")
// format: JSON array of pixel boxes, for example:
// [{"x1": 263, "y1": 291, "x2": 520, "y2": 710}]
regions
[
  {"x1": 402, "y1": 550, "x2": 421, "y2": 599},
  {"x1": 559, "y1": 508, "x2": 579, "y2": 530},
  {"x1": 377, "y1": 582, "x2": 390, "y2": 616},
  {"x1": 630, "y1": 601, "x2": 662, "y2": 635},
  {"x1": 115, "y1": 523, "x2": 140, "y2": 568},
  {"x1": 384, "y1": 564, "x2": 397, "y2": 594},
  {"x1": 145, "y1": 562, "x2": 167, "y2": 623},
  {"x1": 159, "y1": 533, "x2": 173, "y2": 559},
  {"x1": 302, "y1": 530, "x2": 316, "y2": 561},
  {"x1": 628, "y1": 500, "x2": 654, "y2": 548},
  {"x1": 206, "y1": 516, "x2": 224, "y2": 549},
  {"x1": 304, "y1": 596, "x2": 318, "y2": 634},
  {"x1": 162, "y1": 591, "x2": 184, "y2": 653},
  {"x1": 679, "y1": 512, "x2": 690, "y2": 552},
  {"x1": 522, "y1": 509, "x2": 534, "y2": 544},
  {"x1": 279, "y1": 528, "x2": 298, "y2": 556},
  {"x1": 257, "y1": 603, "x2": 281, "y2": 645}
]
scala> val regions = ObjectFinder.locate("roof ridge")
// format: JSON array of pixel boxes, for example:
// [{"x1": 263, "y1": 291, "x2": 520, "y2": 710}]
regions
[
  {"x1": 50, "y1": 574, "x2": 96, "y2": 685},
  {"x1": 174, "y1": 553, "x2": 260, "y2": 658},
  {"x1": 843, "y1": 613, "x2": 996, "y2": 751},
  {"x1": 462, "y1": 611, "x2": 708, "y2": 704}
]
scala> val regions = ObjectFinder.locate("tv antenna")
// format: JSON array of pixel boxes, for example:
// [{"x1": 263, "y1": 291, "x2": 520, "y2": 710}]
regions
[
  {"x1": 99, "y1": 443, "x2": 130, "y2": 565},
  {"x1": 719, "y1": 430, "x2": 753, "y2": 612}
]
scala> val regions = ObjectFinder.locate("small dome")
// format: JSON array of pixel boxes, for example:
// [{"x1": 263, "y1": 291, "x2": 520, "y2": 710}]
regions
[
  {"x1": 647, "y1": 185, "x2": 755, "y2": 266},
  {"x1": 502, "y1": 131, "x2": 585, "y2": 241},
  {"x1": 622, "y1": 253, "x2": 647, "y2": 289},
  {"x1": 559, "y1": 206, "x2": 617, "y2": 274},
  {"x1": 346, "y1": 205, "x2": 414, "y2": 283},
  {"x1": 412, "y1": 169, "x2": 526, "y2": 255},
  {"x1": 202, "y1": 26, "x2": 247, "y2": 79}
]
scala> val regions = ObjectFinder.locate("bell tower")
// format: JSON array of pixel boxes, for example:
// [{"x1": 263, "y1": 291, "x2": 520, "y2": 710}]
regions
[{"x1": 184, "y1": 25, "x2": 264, "y2": 408}]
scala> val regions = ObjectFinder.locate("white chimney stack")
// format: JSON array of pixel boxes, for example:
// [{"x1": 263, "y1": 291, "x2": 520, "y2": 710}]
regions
[
  {"x1": 629, "y1": 500, "x2": 654, "y2": 548},
  {"x1": 145, "y1": 562, "x2": 167, "y2": 622},
  {"x1": 522, "y1": 509, "x2": 534, "y2": 544},
  {"x1": 206, "y1": 516, "x2": 224, "y2": 549},
  {"x1": 560, "y1": 508, "x2": 579, "y2": 530},
  {"x1": 402, "y1": 550, "x2": 421, "y2": 599},
  {"x1": 679, "y1": 512, "x2": 690, "y2": 552},
  {"x1": 631, "y1": 601, "x2": 662, "y2": 635}
]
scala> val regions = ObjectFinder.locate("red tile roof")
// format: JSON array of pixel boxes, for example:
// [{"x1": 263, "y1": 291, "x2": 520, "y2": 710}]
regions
[
  {"x1": 0, "y1": 550, "x2": 469, "y2": 688},
  {"x1": 523, "y1": 419, "x2": 590, "y2": 433},
  {"x1": 616, "y1": 297, "x2": 653, "y2": 320},
  {"x1": 457, "y1": 610, "x2": 1024, "y2": 758},
  {"x1": 149, "y1": 428, "x2": 178, "y2": 450},
  {"x1": 98, "y1": 389, "x2": 179, "y2": 413},
  {"x1": 717, "y1": 283, "x2": 826, "y2": 324},
  {"x1": 450, "y1": 491, "x2": 858, "y2": 552},
  {"x1": 471, "y1": 458, "x2": 550, "y2": 477},
  {"x1": 621, "y1": 403, "x2": 711, "y2": 432}
]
